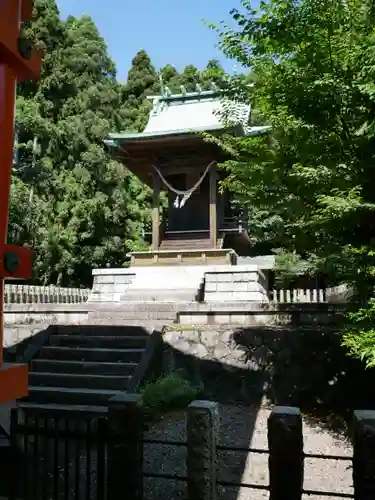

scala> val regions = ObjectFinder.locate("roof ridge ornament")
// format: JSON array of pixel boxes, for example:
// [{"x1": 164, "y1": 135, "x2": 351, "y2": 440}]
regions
[
  {"x1": 196, "y1": 83, "x2": 202, "y2": 94},
  {"x1": 159, "y1": 74, "x2": 165, "y2": 97}
]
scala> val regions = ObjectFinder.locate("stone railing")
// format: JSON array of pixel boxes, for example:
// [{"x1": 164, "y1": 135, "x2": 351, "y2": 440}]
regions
[
  {"x1": 4, "y1": 284, "x2": 90, "y2": 304},
  {"x1": 270, "y1": 288, "x2": 327, "y2": 303},
  {"x1": 271, "y1": 285, "x2": 353, "y2": 304}
]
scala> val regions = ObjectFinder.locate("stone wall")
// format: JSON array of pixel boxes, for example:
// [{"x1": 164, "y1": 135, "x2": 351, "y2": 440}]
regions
[
  {"x1": 162, "y1": 323, "x2": 372, "y2": 416},
  {"x1": 177, "y1": 301, "x2": 347, "y2": 326},
  {"x1": 4, "y1": 303, "x2": 89, "y2": 326},
  {"x1": 4, "y1": 303, "x2": 89, "y2": 348}
]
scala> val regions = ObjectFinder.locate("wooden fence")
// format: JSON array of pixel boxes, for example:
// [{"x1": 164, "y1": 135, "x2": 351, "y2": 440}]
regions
[{"x1": 3, "y1": 285, "x2": 90, "y2": 304}]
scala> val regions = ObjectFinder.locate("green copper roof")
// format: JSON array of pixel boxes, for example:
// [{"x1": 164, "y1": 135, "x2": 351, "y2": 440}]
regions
[
  {"x1": 107, "y1": 85, "x2": 270, "y2": 144},
  {"x1": 107, "y1": 124, "x2": 269, "y2": 146}
]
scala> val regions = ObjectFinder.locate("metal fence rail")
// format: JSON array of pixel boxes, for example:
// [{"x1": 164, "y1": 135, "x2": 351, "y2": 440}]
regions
[
  {"x1": 9, "y1": 401, "x2": 369, "y2": 500},
  {"x1": 142, "y1": 437, "x2": 354, "y2": 498},
  {"x1": 9, "y1": 407, "x2": 107, "y2": 500}
]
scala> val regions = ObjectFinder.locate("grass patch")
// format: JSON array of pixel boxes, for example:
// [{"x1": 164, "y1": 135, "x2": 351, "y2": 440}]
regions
[{"x1": 138, "y1": 371, "x2": 203, "y2": 425}]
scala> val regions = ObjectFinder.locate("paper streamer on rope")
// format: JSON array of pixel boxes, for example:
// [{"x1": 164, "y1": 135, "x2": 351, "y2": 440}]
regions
[{"x1": 152, "y1": 161, "x2": 216, "y2": 208}]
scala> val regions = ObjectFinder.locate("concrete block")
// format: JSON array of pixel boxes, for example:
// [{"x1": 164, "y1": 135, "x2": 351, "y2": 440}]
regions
[
  {"x1": 193, "y1": 315, "x2": 208, "y2": 325},
  {"x1": 95, "y1": 275, "x2": 115, "y2": 284},
  {"x1": 187, "y1": 401, "x2": 219, "y2": 500},
  {"x1": 204, "y1": 274, "x2": 217, "y2": 283},
  {"x1": 230, "y1": 291, "x2": 252, "y2": 301},
  {"x1": 229, "y1": 314, "x2": 248, "y2": 324},
  {"x1": 214, "y1": 314, "x2": 230, "y2": 324},
  {"x1": 205, "y1": 292, "x2": 230, "y2": 302},
  {"x1": 205, "y1": 282, "x2": 217, "y2": 292},
  {"x1": 217, "y1": 273, "x2": 232, "y2": 282},
  {"x1": 99, "y1": 284, "x2": 115, "y2": 294},
  {"x1": 268, "y1": 407, "x2": 303, "y2": 500},
  {"x1": 180, "y1": 315, "x2": 193, "y2": 325},
  {"x1": 216, "y1": 282, "x2": 234, "y2": 292},
  {"x1": 114, "y1": 274, "x2": 135, "y2": 285},
  {"x1": 234, "y1": 282, "x2": 249, "y2": 292},
  {"x1": 246, "y1": 282, "x2": 264, "y2": 292}
]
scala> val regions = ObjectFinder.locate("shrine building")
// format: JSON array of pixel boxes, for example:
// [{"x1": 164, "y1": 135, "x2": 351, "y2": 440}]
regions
[{"x1": 105, "y1": 83, "x2": 269, "y2": 267}]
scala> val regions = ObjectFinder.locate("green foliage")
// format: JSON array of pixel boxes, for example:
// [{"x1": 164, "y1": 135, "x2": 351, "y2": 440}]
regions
[
  {"x1": 10, "y1": 1, "x2": 152, "y2": 286},
  {"x1": 138, "y1": 372, "x2": 203, "y2": 425},
  {"x1": 274, "y1": 249, "x2": 314, "y2": 286},
  {"x1": 8, "y1": 0, "x2": 236, "y2": 287},
  {"x1": 210, "y1": 0, "x2": 375, "y2": 294},
  {"x1": 119, "y1": 50, "x2": 159, "y2": 132},
  {"x1": 342, "y1": 300, "x2": 375, "y2": 368},
  {"x1": 207, "y1": 0, "x2": 375, "y2": 365}
]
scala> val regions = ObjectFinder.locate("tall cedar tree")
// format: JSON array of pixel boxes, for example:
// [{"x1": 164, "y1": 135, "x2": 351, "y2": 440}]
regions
[{"x1": 12, "y1": 0, "x2": 150, "y2": 286}]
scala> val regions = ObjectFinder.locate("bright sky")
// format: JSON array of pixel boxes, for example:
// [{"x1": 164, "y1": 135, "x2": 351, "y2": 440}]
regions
[{"x1": 55, "y1": 0, "x2": 244, "y2": 82}]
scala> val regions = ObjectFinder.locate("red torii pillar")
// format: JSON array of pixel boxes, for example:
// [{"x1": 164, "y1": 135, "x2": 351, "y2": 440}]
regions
[{"x1": 0, "y1": 0, "x2": 41, "y2": 402}]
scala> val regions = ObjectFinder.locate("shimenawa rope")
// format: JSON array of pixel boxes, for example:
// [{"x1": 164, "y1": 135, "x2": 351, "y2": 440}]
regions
[{"x1": 152, "y1": 161, "x2": 216, "y2": 208}]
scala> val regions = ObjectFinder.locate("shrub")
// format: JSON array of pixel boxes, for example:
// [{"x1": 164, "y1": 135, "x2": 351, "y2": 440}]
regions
[
  {"x1": 138, "y1": 372, "x2": 203, "y2": 425},
  {"x1": 342, "y1": 299, "x2": 375, "y2": 369}
]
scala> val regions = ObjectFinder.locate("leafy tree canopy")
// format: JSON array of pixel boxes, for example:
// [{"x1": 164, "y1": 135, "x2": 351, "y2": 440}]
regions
[
  {"x1": 9, "y1": 0, "x2": 230, "y2": 287},
  {"x1": 211, "y1": 0, "x2": 375, "y2": 296}
]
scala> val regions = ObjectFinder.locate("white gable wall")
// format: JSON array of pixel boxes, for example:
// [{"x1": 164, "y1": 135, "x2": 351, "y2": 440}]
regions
[{"x1": 144, "y1": 98, "x2": 224, "y2": 134}]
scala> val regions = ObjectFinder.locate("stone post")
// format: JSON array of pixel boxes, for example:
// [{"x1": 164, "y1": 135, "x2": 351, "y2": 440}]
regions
[
  {"x1": 187, "y1": 400, "x2": 219, "y2": 500},
  {"x1": 353, "y1": 410, "x2": 375, "y2": 500},
  {"x1": 209, "y1": 167, "x2": 218, "y2": 248},
  {"x1": 268, "y1": 406, "x2": 303, "y2": 500},
  {"x1": 107, "y1": 393, "x2": 143, "y2": 500},
  {"x1": 152, "y1": 171, "x2": 160, "y2": 251}
]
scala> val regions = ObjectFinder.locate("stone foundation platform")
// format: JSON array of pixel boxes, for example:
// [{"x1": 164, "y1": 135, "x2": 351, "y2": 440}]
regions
[
  {"x1": 204, "y1": 268, "x2": 268, "y2": 302},
  {"x1": 90, "y1": 264, "x2": 268, "y2": 303}
]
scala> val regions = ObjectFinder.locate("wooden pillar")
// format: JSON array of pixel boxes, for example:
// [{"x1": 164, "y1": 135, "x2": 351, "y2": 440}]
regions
[
  {"x1": 209, "y1": 167, "x2": 218, "y2": 248},
  {"x1": 152, "y1": 172, "x2": 160, "y2": 251}
]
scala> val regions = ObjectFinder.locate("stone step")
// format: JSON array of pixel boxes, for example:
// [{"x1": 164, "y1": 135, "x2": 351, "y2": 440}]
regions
[
  {"x1": 91, "y1": 301, "x2": 180, "y2": 312},
  {"x1": 38, "y1": 346, "x2": 145, "y2": 363},
  {"x1": 54, "y1": 324, "x2": 154, "y2": 336},
  {"x1": 88, "y1": 311, "x2": 177, "y2": 321},
  {"x1": 29, "y1": 372, "x2": 131, "y2": 391},
  {"x1": 17, "y1": 401, "x2": 108, "y2": 415},
  {"x1": 31, "y1": 359, "x2": 138, "y2": 375},
  {"x1": 86, "y1": 317, "x2": 175, "y2": 326},
  {"x1": 120, "y1": 291, "x2": 198, "y2": 303},
  {"x1": 24, "y1": 386, "x2": 119, "y2": 406},
  {"x1": 81, "y1": 320, "x2": 171, "y2": 331},
  {"x1": 49, "y1": 334, "x2": 149, "y2": 349}
]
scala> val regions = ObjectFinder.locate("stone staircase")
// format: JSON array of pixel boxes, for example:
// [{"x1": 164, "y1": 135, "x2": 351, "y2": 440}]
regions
[
  {"x1": 88, "y1": 303, "x2": 179, "y2": 324},
  {"x1": 18, "y1": 325, "x2": 151, "y2": 411}
]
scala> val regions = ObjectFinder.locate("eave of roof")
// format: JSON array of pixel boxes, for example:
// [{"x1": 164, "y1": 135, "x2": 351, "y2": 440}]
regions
[
  {"x1": 106, "y1": 124, "x2": 270, "y2": 148},
  {"x1": 108, "y1": 124, "x2": 232, "y2": 143}
]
